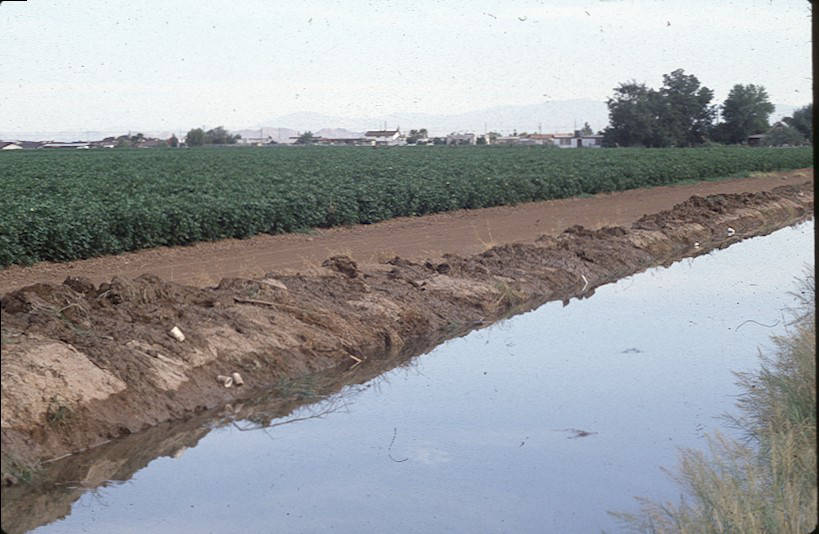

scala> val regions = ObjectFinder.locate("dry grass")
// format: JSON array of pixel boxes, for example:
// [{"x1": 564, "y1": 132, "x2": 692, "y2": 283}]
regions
[
  {"x1": 612, "y1": 273, "x2": 816, "y2": 534},
  {"x1": 471, "y1": 219, "x2": 498, "y2": 251}
]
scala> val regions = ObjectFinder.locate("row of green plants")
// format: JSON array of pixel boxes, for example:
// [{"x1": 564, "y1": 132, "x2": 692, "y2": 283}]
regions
[{"x1": 0, "y1": 146, "x2": 813, "y2": 266}]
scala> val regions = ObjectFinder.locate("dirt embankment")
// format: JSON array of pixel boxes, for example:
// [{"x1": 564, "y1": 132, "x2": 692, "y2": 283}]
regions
[
  {"x1": 1, "y1": 337, "x2": 448, "y2": 534},
  {"x1": 0, "y1": 182, "x2": 813, "y2": 487}
]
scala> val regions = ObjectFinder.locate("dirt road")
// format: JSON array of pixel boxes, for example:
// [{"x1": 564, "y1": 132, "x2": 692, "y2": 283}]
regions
[{"x1": 0, "y1": 169, "x2": 811, "y2": 294}]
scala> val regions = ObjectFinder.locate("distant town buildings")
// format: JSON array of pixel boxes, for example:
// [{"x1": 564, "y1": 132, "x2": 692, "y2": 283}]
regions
[
  {"x1": 0, "y1": 127, "x2": 610, "y2": 150},
  {"x1": 364, "y1": 129, "x2": 403, "y2": 146}
]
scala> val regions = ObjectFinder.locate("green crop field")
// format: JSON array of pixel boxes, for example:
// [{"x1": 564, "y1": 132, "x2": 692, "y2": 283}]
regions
[{"x1": 0, "y1": 146, "x2": 812, "y2": 267}]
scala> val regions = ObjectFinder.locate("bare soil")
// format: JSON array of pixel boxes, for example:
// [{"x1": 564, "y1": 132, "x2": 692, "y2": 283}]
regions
[
  {"x1": 0, "y1": 169, "x2": 811, "y2": 294},
  {"x1": 0, "y1": 172, "x2": 813, "y2": 495}
]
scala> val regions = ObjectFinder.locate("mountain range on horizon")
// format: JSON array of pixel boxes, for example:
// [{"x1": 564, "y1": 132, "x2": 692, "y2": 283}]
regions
[{"x1": 1, "y1": 100, "x2": 801, "y2": 143}]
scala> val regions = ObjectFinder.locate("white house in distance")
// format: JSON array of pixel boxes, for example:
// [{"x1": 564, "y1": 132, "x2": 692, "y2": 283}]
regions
[
  {"x1": 0, "y1": 141, "x2": 23, "y2": 150},
  {"x1": 238, "y1": 136, "x2": 275, "y2": 146},
  {"x1": 554, "y1": 134, "x2": 603, "y2": 148},
  {"x1": 551, "y1": 133, "x2": 603, "y2": 148},
  {"x1": 41, "y1": 142, "x2": 91, "y2": 149},
  {"x1": 491, "y1": 132, "x2": 603, "y2": 148},
  {"x1": 525, "y1": 134, "x2": 555, "y2": 146},
  {"x1": 364, "y1": 129, "x2": 404, "y2": 146}
]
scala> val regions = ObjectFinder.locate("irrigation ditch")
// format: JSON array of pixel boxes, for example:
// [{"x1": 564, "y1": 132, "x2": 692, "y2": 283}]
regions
[{"x1": 0, "y1": 181, "x2": 813, "y2": 500}]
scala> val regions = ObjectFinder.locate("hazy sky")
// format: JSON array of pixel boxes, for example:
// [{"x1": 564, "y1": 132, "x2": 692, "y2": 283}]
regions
[{"x1": 0, "y1": 0, "x2": 812, "y2": 132}]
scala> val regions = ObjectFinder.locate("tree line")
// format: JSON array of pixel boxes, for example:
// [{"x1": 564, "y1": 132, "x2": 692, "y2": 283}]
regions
[
  {"x1": 603, "y1": 69, "x2": 812, "y2": 147},
  {"x1": 184, "y1": 126, "x2": 241, "y2": 146}
]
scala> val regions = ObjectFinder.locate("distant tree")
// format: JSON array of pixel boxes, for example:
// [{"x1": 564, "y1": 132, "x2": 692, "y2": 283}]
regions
[
  {"x1": 714, "y1": 84, "x2": 775, "y2": 144},
  {"x1": 203, "y1": 126, "x2": 240, "y2": 145},
  {"x1": 576, "y1": 122, "x2": 593, "y2": 136},
  {"x1": 295, "y1": 131, "x2": 317, "y2": 145},
  {"x1": 476, "y1": 135, "x2": 487, "y2": 145},
  {"x1": 185, "y1": 128, "x2": 205, "y2": 146},
  {"x1": 406, "y1": 128, "x2": 429, "y2": 144},
  {"x1": 762, "y1": 122, "x2": 806, "y2": 147},
  {"x1": 782, "y1": 104, "x2": 812, "y2": 142},
  {"x1": 168, "y1": 134, "x2": 179, "y2": 148}
]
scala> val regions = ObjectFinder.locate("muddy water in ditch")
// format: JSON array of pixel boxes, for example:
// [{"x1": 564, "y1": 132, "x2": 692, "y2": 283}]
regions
[{"x1": 10, "y1": 220, "x2": 815, "y2": 534}]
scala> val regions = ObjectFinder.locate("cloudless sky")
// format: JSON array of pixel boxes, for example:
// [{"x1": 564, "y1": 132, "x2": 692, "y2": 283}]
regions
[{"x1": 0, "y1": 0, "x2": 812, "y2": 132}]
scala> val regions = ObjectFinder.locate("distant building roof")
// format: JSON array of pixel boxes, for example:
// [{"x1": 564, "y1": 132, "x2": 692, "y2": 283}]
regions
[
  {"x1": 41, "y1": 142, "x2": 91, "y2": 148},
  {"x1": 14, "y1": 140, "x2": 45, "y2": 149},
  {"x1": 0, "y1": 141, "x2": 23, "y2": 149},
  {"x1": 365, "y1": 130, "x2": 399, "y2": 137}
]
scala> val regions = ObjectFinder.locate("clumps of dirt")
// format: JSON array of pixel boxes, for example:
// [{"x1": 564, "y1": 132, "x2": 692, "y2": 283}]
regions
[
  {"x1": 631, "y1": 186, "x2": 807, "y2": 232},
  {"x1": 0, "y1": 182, "x2": 813, "y2": 484},
  {"x1": 321, "y1": 255, "x2": 359, "y2": 278}
]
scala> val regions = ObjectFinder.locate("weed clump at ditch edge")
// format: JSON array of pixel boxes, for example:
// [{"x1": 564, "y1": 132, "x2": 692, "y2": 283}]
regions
[
  {"x1": 45, "y1": 396, "x2": 74, "y2": 428},
  {"x1": 612, "y1": 273, "x2": 816, "y2": 533}
]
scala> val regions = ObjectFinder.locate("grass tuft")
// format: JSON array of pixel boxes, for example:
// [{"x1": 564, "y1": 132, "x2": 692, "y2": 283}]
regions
[{"x1": 611, "y1": 272, "x2": 816, "y2": 533}]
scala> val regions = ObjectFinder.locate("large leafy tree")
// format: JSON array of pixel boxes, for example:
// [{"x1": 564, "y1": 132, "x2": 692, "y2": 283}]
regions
[
  {"x1": 602, "y1": 82, "x2": 660, "y2": 147},
  {"x1": 782, "y1": 104, "x2": 812, "y2": 142},
  {"x1": 603, "y1": 70, "x2": 715, "y2": 147},
  {"x1": 716, "y1": 84, "x2": 775, "y2": 144},
  {"x1": 658, "y1": 69, "x2": 716, "y2": 146}
]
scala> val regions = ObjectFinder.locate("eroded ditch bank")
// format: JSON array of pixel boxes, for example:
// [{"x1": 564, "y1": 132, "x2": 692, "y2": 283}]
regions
[{"x1": 0, "y1": 182, "x2": 813, "y2": 486}]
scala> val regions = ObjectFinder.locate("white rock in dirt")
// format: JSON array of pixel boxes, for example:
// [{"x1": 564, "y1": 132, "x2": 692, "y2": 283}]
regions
[
  {"x1": 169, "y1": 326, "x2": 185, "y2": 342},
  {"x1": 216, "y1": 375, "x2": 233, "y2": 388},
  {"x1": 231, "y1": 372, "x2": 244, "y2": 386},
  {"x1": 260, "y1": 278, "x2": 288, "y2": 291},
  {"x1": 694, "y1": 242, "x2": 701, "y2": 249},
  {"x1": 727, "y1": 227, "x2": 736, "y2": 236}
]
